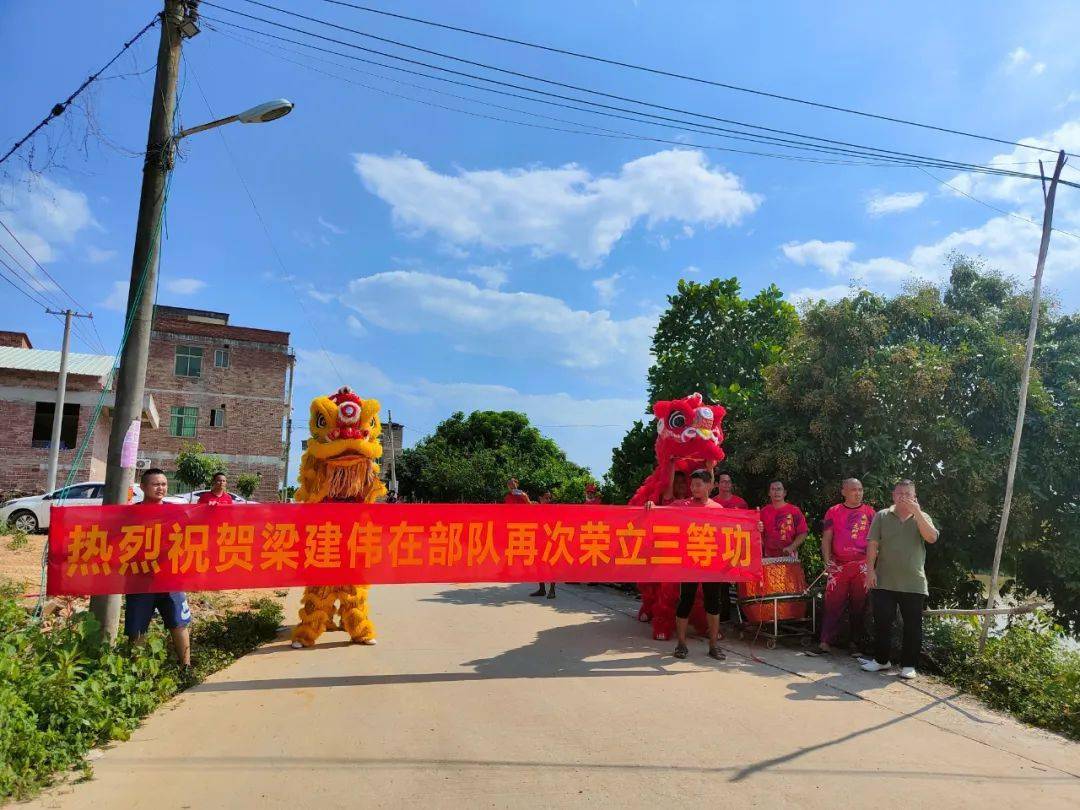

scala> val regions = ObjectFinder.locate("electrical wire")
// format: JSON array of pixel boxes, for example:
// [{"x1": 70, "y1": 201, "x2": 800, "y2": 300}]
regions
[
  {"x1": 0, "y1": 217, "x2": 107, "y2": 351},
  {"x1": 200, "y1": 4, "x2": 1075, "y2": 186},
  {"x1": 0, "y1": 15, "x2": 161, "y2": 167},
  {"x1": 210, "y1": 25, "x2": 911, "y2": 169},
  {"x1": 201, "y1": 12, "x2": 1060, "y2": 184},
  {"x1": 311, "y1": 0, "x2": 1075, "y2": 160}
]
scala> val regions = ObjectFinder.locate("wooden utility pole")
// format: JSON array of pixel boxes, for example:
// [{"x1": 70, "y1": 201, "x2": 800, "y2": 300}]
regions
[
  {"x1": 90, "y1": 0, "x2": 187, "y2": 640},
  {"x1": 979, "y1": 149, "x2": 1067, "y2": 652},
  {"x1": 44, "y1": 308, "x2": 94, "y2": 493}
]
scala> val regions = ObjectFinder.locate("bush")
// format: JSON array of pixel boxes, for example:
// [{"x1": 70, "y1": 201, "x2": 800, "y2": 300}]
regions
[
  {"x1": 924, "y1": 614, "x2": 1080, "y2": 740},
  {"x1": 234, "y1": 472, "x2": 261, "y2": 500},
  {"x1": 174, "y1": 443, "x2": 226, "y2": 491},
  {"x1": 0, "y1": 584, "x2": 282, "y2": 801}
]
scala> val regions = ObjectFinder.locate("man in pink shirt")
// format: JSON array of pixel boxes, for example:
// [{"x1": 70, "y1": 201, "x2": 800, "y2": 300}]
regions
[
  {"x1": 819, "y1": 478, "x2": 876, "y2": 653},
  {"x1": 647, "y1": 469, "x2": 725, "y2": 662},
  {"x1": 759, "y1": 480, "x2": 808, "y2": 557},
  {"x1": 713, "y1": 473, "x2": 749, "y2": 510},
  {"x1": 197, "y1": 472, "x2": 234, "y2": 505}
]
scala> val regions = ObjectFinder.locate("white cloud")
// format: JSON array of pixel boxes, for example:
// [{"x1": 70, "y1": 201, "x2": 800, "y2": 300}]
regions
[
  {"x1": 1007, "y1": 46, "x2": 1031, "y2": 69},
  {"x1": 352, "y1": 149, "x2": 761, "y2": 267},
  {"x1": 102, "y1": 280, "x2": 128, "y2": 312},
  {"x1": 308, "y1": 289, "x2": 336, "y2": 304},
  {"x1": 318, "y1": 216, "x2": 345, "y2": 235},
  {"x1": 781, "y1": 240, "x2": 856, "y2": 275},
  {"x1": 294, "y1": 348, "x2": 644, "y2": 474},
  {"x1": 1057, "y1": 91, "x2": 1080, "y2": 110},
  {"x1": 682, "y1": 264, "x2": 701, "y2": 274},
  {"x1": 338, "y1": 271, "x2": 654, "y2": 376},
  {"x1": 466, "y1": 263, "x2": 508, "y2": 290},
  {"x1": 163, "y1": 277, "x2": 205, "y2": 296},
  {"x1": 85, "y1": 246, "x2": 117, "y2": 264},
  {"x1": 866, "y1": 191, "x2": 927, "y2": 217},
  {"x1": 346, "y1": 314, "x2": 367, "y2": 337},
  {"x1": 1004, "y1": 46, "x2": 1046, "y2": 76},
  {"x1": 787, "y1": 284, "x2": 863, "y2": 306},
  {"x1": 592, "y1": 272, "x2": 622, "y2": 305},
  {"x1": 0, "y1": 176, "x2": 95, "y2": 273}
]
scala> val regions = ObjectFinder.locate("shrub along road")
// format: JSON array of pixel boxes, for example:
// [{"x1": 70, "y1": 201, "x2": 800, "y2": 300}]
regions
[{"x1": 23, "y1": 583, "x2": 1080, "y2": 809}]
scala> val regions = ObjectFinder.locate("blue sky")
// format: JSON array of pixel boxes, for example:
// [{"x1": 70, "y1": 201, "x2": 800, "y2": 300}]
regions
[{"x1": 3, "y1": 1, "x2": 1080, "y2": 480}]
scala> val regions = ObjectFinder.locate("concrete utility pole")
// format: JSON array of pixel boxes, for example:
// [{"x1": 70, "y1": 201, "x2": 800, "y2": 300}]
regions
[
  {"x1": 978, "y1": 149, "x2": 1067, "y2": 653},
  {"x1": 281, "y1": 350, "x2": 295, "y2": 502},
  {"x1": 91, "y1": 0, "x2": 187, "y2": 639},
  {"x1": 44, "y1": 308, "x2": 93, "y2": 493},
  {"x1": 387, "y1": 410, "x2": 398, "y2": 499}
]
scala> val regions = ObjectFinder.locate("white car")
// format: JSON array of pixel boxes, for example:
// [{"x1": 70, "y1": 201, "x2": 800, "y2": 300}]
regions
[
  {"x1": 164, "y1": 489, "x2": 255, "y2": 504},
  {"x1": 1, "y1": 482, "x2": 145, "y2": 533}
]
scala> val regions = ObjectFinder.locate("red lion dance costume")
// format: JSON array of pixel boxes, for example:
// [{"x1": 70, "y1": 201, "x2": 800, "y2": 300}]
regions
[{"x1": 629, "y1": 393, "x2": 727, "y2": 640}]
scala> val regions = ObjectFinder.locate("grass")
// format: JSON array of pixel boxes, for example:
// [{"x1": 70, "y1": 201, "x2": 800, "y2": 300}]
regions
[{"x1": 0, "y1": 581, "x2": 283, "y2": 801}]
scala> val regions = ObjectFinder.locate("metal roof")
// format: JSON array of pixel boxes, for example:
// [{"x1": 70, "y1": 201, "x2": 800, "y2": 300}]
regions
[{"x1": 0, "y1": 347, "x2": 114, "y2": 379}]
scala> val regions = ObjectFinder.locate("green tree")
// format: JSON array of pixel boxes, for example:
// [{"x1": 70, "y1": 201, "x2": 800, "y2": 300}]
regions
[
  {"x1": 604, "y1": 277, "x2": 799, "y2": 503},
  {"x1": 234, "y1": 473, "x2": 261, "y2": 500},
  {"x1": 398, "y1": 411, "x2": 595, "y2": 502},
  {"x1": 173, "y1": 443, "x2": 225, "y2": 491},
  {"x1": 739, "y1": 256, "x2": 1080, "y2": 621}
]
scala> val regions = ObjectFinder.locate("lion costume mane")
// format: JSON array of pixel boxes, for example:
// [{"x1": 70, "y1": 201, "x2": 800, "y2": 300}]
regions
[
  {"x1": 630, "y1": 393, "x2": 727, "y2": 640},
  {"x1": 290, "y1": 386, "x2": 387, "y2": 648}
]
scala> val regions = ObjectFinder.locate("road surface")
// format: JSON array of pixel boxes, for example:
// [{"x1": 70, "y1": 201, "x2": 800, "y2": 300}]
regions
[{"x1": 23, "y1": 583, "x2": 1080, "y2": 809}]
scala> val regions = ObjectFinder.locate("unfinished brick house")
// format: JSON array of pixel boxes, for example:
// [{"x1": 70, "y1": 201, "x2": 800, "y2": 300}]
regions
[{"x1": 141, "y1": 305, "x2": 292, "y2": 501}]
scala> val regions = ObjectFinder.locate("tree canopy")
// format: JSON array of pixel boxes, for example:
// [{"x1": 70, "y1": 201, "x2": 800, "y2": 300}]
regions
[{"x1": 398, "y1": 410, "x2": 594, "y2": 503}]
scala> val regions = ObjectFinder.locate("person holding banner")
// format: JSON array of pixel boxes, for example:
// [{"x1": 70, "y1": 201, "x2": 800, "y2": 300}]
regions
[
  {"x1": 504, "y1": 478, "x2": 531, "y2": 505},
  {"x1": 647, "y1": 469, "x2": 726, "y2": 662},
  {"x1": 197, "y1": 472, "x2": 233, "y2": 505},
  {"x1": 530, "y1": 491, "x2": 557, "y2": 599},
  {"x1": 123, "y1": 468, "x2": 192, "y2": 668}
]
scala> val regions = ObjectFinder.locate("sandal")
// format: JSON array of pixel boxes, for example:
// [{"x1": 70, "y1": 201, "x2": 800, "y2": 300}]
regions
[
  {"x1": 708, "y1": 646, "x2": 726, "y2": 661},
  {"x1": 673, "y1": 643, "x2": 689, "y2": 659}
]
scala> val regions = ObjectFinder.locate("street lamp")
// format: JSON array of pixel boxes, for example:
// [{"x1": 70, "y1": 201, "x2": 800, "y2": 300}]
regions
[{"x1": 176, "y1": 99, "x2": 294, "y2": 140}]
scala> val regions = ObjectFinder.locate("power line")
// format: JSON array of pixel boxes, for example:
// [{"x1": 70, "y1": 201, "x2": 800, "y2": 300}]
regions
[
  {"x1": 201, "y1": 9, "x2": 1068, "y2": 184},
  {"x1": 0, "y1": 217, "x2": 107, "y2": 350},
  {"x1": 312, "y1": 0, "x2": 1075, "y2": 160},
  {"x1": 211, "y1": 25, "x2": 912, "y2": 169},
  {"x1": 0, "y1": 15, "x2": 161, "y2": 168}
]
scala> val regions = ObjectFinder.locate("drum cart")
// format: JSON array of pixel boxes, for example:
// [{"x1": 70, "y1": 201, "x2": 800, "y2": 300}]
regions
[{"x1": 734, "y1": 559, "x2": 825, "y2": 649}]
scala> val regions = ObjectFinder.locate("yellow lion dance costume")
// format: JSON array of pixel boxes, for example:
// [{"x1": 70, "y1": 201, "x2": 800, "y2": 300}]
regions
[{"x1": 290, "y1": 386, "x2": 387, "y2": 649}]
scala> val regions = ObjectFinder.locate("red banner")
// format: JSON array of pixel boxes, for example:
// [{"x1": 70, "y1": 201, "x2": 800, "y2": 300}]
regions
[{"x1": 47, "y1": 503, "x2": 762, "y2": 596}]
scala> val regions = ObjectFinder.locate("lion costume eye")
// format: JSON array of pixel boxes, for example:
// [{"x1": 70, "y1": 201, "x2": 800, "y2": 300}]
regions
[
  {"x1": 667, "y1": 412, "x2": 686, "y2": 430},
  {"x1": 315, "y1": 414, "x2": 327, "y2": 429}
]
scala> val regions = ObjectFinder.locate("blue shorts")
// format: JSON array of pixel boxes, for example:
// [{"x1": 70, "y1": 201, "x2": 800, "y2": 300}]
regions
[{"x1": 124, "y1": 592, "x2": 191, "y2": 637}]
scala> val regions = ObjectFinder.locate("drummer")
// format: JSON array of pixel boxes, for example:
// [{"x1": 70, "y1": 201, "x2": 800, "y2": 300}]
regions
[{"x1": 759, "y1": 480, "x2": 809, "y2": 558}]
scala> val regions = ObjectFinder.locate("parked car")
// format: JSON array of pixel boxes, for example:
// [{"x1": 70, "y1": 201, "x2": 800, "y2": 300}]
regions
[
  {"x1": 1, "y1": 482, "x2": 145, "y2": 533},
  {"x1": 164, "y1": 489, "x2": 255, "y2": 505}
]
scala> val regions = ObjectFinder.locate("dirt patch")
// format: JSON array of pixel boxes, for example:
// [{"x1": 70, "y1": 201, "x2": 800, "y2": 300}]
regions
[{"x1": 0, "y1": 533, "x2": 289, "y2": 618}]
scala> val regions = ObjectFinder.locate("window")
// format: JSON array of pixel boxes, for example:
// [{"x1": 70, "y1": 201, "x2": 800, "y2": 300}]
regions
[
  {"x1": 52, "y1": 483, "x2": 98, "y2": 500},
  {"x1": 210, "y1": 408, "x2": 225, "y2": 428},
  {"x1": 169, "y1": 406, "x2": 198, "y2": 438},
  {"x1": 31, "y1": 402, "x2": 79, "y2": 449},
  {"x1": 214, "y1": 348, "x2": 230, "y2": 368},
  {"x1": 175, "y1": 345, "x2": 203, "y2": 377}
]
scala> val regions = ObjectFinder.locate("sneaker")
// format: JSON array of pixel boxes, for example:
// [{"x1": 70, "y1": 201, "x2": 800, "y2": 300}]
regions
[
  {"x1": 707, "y1": 646, "x2": 726, "y2": 661},
  {"x1": 897, "y1": 667, "x2": 917, "y2": 680},
  {"x1": 546, "y1": 590, "x2": 556, "y2": 599},
  {"x1": 673, "y1": 643, "x2": 689, "y2": 659},
  {"x1": 860, "y1": 659, "x2": 892, "y2": 672},
  {"x1": 529, "y1": 587, "x2": 546, "y2": 597}
]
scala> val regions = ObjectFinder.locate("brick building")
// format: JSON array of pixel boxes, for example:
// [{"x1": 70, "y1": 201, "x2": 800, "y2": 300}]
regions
[
  {"x1": 0, "y1": 331, "x2": 159, "y2": 497},
  {"x1": 141, "y1": 306, "x2": 292, "y2": 501}
]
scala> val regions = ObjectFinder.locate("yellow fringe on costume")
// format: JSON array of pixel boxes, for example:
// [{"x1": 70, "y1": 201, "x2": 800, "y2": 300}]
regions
[{"x1": 290, "y1": 390, "x2": 388, "y2": 648}]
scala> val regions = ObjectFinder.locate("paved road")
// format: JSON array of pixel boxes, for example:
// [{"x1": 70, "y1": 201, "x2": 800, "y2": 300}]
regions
[{"x1": 24, "y1": 584, "x2": 1080, "y2": 809}]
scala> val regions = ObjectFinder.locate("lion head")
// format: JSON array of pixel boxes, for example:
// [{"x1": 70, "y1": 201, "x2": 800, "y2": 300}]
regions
[{"x1": 297, "y1": 387, "x2": 388, "y2": 504}]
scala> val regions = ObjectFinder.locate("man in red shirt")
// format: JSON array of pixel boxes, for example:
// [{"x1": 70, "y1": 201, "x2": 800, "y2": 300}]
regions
[
  {"x1": 197, "y1": 472, "x2": 234, "y2": 505},
  {"x1": 124, "y1": 468, "x2": 192, "y2": 667},
  {"x1": 759, "y1": 480, "x2": 808, "y2": 558},
  {"x1": 647, "y1": 469, "x2": 725, "y2": 662},
  {"x1": 503, "y1": 477, "x2": 531, "y2": 505},
  {"x1": 819, "y1": 478, "x2": 876, "y2": 653},
  {"x1": 713, "y1": 473, "x2": 749, "y2": 509}
]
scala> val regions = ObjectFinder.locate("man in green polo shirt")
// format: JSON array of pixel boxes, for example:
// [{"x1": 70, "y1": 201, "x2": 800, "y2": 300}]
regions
[{"x1": 860, "y1": 479, "x2": 939, "y2": 680}]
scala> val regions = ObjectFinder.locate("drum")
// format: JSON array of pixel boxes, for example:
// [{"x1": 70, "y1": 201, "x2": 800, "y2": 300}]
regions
[{"x1": 737, "y1": 557, "x2": 808, "y2": 623}]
